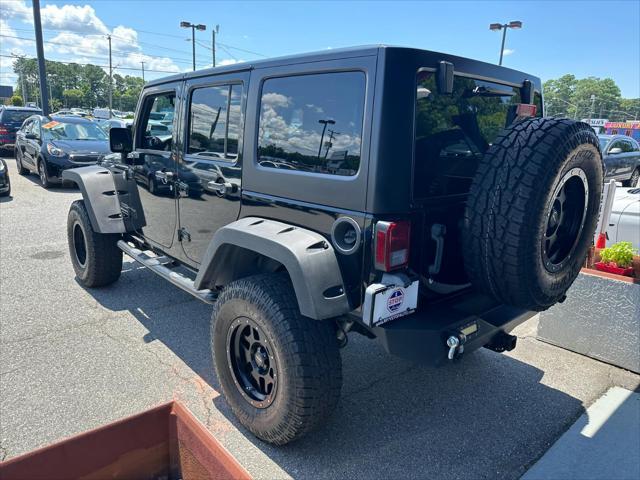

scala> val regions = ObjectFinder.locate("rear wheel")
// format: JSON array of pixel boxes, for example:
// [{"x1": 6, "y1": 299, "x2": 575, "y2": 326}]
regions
[
  {"x1": 67, "y1": 200, "x2": 123, "y2": 287},
  {"x1": 463, "y1": 118, "x2": 603, "y2": 311},
  {"x1": 15, "y1": 149, "x2": 29, "y2": 175},
  {"x1": 211, "y1": 273, "x2": 342, "y2": 445},
  {"x1": 624, "y1": 168, "x2": 640, "y2": 188}
]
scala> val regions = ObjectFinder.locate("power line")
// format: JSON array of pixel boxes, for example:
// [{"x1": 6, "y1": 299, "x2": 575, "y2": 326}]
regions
[
  {"x1": 0, "y1": 34, "x2": 198, "y2": 66},
  {"x1": 0, "y1": 53, "x2": 179, "y2": 74}
]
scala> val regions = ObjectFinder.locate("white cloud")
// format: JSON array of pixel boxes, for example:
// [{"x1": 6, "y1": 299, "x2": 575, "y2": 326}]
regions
[
  {"x1": 218, "y1": 58, "x2": 245, "y2": 67},
  {"x1": 0, "y1": 1, "x2": 190, "y2": 82},
  {"x1": 0, "y1": 0, "x2": 31, "y2": 21},
  {"x1": 41, "y1": 4, "x2": 108, "y2": 34},
  {"x1": 503, "y1": 48, "x2": 515, "y2": 56},
  {"x1": 0, "y1": 18, "x2": 29, "y2": 47}
]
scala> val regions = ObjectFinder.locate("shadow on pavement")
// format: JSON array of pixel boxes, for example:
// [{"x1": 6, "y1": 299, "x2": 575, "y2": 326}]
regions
[{"x1": 85, "y1": 262, "x2": 585, "y2": 480}]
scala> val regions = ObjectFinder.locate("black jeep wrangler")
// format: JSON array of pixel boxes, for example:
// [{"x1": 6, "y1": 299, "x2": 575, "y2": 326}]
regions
[{"x1": 63, "y1": 46, "x2": 603, "y2": 445}]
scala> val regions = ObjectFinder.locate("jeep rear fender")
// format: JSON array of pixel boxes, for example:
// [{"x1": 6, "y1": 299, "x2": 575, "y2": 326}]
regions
[
  {"x1": 62, "y1": 165, "x2": 145, "y2": 234},
  {"x1": 194, "y1": 217, "x2": 350, "y2": 320}
]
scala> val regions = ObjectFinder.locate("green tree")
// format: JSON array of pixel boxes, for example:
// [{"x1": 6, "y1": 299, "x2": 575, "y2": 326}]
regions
[
  {"x1": 63, "y1": 89, "x2": 84, "y2": 108},
  {"x1": 542, "y1": 74, "x2": 635, "y2": 121},
  {"x1": 9, "y1": 95, "x2": 23, "y2": 106}
]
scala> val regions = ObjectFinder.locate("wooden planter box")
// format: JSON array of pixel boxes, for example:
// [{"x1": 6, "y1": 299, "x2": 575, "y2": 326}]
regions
[
  {"x1": 0, "y1": 401, "x2": 251, "y2": 480},
  {"x1": 538, "y1": 264, "x2": 640, "y2": 374}
]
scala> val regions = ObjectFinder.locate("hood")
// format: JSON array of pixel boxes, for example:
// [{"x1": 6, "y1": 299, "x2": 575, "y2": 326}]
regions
[{"x1": 50, "y1": 139, "x2": 111, "y2": 155}]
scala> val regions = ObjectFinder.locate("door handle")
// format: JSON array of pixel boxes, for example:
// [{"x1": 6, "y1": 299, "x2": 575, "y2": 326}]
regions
[
  {"x1": 155, "y1": 170, "x2": 174, "y2": 183},
  {"x1": 207, "y1": 181, "x2": 233, "y2": 195}
]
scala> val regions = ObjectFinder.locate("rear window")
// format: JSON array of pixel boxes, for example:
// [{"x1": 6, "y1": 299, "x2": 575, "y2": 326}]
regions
[
  {"x1": 257, "y1": 72, "x2": 365, "y2": 176},
  {"x1": 1, "y1": 110, "x2": 40, "y2": 123},
  {"x1": 414, "y1": 71, "x2": 540, "y2": 198}
]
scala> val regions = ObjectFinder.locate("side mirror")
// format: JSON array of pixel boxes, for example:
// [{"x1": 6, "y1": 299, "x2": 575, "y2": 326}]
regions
[
  {"x1": 110, "y1": 127, "x2": 133, "y2": 153},
  {"x1": 608, "y1": 147, "x2": 622, "y2": 155},
  {"x1": 25, "y1": 133, "x2": 38, "y2": 140}
]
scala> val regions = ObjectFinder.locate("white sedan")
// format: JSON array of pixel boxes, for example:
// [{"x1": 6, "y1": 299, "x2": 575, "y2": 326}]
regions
[{"x1": 606, "y1": 187, "x2": 640, "y2": 250}]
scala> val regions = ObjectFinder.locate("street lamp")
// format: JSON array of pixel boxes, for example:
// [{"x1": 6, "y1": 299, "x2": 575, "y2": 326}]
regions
[
  {"x1": 489, "y1": 20, "x2": 522, "y2": 66},
  {"x1": 180, "y1": 21, "x2": 207, "y2": 71},
  {"x1": 318, "y1": 119, "x2": 335, "y2": 158}
]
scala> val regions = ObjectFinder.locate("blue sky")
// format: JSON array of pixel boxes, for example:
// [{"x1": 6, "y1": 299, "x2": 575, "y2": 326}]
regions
[{"x1": 1, "y1": 0, "x2": 639, "y2": 97}]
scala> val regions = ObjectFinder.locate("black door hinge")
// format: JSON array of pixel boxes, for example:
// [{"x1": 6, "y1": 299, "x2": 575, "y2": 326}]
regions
[{"x1": 178, "y1": 227, "x2": 191, "y2": 242}]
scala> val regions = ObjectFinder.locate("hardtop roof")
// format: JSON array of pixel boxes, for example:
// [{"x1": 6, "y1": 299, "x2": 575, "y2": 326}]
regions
[{"x1": 145, "y1": 45, "x2": 539, "y2": 88}]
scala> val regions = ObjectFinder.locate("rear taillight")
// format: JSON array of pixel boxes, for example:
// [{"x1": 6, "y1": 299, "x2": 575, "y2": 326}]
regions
[
  {"x1": 0, "y1": 126, "x2": 9, "y2": 135},
  {"x1": 374, "y1": 221, "x2": 411, "y2": 272}
]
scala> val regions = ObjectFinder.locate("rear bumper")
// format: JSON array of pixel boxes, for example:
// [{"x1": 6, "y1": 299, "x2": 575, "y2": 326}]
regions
[{"x1": 372, "y1": 291, "x2": 536, "y2": 365}]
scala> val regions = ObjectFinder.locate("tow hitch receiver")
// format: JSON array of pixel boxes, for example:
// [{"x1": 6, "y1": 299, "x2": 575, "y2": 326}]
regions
[{"x1": 484, "y1": 332, "x2": 518, "y2": 353}]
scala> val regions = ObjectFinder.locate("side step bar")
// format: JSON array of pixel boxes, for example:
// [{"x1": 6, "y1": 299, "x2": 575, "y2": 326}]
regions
[{"x1": 117, "y1": 240, "x2": 218, "y2": 304}]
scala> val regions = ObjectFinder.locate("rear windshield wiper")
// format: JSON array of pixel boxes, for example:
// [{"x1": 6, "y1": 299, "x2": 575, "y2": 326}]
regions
[{"x1": 463, "y1": 86, "x2": 516, "y2": 98}]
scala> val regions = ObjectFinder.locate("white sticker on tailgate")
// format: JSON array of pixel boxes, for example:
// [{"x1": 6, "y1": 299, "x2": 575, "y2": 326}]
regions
[{"x1": 371, "y1": 280, "x2": 419, "y2": 327}]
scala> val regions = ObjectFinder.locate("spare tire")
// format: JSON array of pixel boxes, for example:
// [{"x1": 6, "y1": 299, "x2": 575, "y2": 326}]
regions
[{"x1": 463, "y1": 118, "x2": 603, "y2": 311}]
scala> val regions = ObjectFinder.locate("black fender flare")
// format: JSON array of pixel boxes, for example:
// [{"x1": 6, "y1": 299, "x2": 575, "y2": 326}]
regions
[
  {"x1": 194, "y1": 217, "x2": 350, "y2": 320},
  {"x1": 62, "y1": 165, "x2": 126, "y2": 233}
]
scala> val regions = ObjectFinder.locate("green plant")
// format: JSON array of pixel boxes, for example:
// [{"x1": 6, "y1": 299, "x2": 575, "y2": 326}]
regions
[
  {"x1": 9, "y1": 95, "x2": 23, "y2": 106},
  {"x1": 600, "y1": 242, "x2": 637, "y2": 268}
]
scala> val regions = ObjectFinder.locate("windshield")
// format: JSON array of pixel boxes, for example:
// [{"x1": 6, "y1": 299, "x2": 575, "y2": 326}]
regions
[
  {"x1": 599, "y1": 138, "x2": 611, "y2": 151},
  {"x1": 43, "y1": 120, "x2": 108, "y2": 141},
  {"x1": 2, "y1": 110, "x2": 40, "y2": 123}
]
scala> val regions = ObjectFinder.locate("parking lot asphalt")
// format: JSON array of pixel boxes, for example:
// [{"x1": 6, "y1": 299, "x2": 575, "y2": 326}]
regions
[{"x1": 1, "y1": 155, "x2": 639, "y2": 479}]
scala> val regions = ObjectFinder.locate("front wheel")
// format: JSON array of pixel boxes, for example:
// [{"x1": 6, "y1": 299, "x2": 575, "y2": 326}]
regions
[
  {"x1": 38, "y1": 159, "x2": 52, "y2": 188},
  {"x1": 67, "y1": 200, "x2": 123, "y2": 287},
  {"x1": 211, "y1": 273, "x2": 342, "y2": 445}
]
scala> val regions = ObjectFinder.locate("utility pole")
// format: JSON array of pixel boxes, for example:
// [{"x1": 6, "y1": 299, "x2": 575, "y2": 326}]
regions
[
  {"x1": 107, "y1": 34, "x2": 113, "y2": 118},
  {"x1": 317, "y1": 119, "x2": 335, "y2": 158},
  {"x1": 141, "y1": 61, "x2": 145, "y2": 81},
  {"x1": 212, "y1": 25, "x2": 219, "y2": 67},
  {"x1": 589, "y1": 94, "x2": 596, "y2": 121},
  {"x1": 325, "y1": 129, "x2": 339, "y2": 158},
  {"x1": 32, "y1": 0, "x2": 49, "y2": 115}
]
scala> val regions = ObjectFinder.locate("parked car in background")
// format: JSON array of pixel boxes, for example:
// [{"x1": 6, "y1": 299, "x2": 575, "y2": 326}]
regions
[
  {"x1": 607, "y1": 187, "x2": 640, "y2": 250},
  {"x1": 0, "y1": 105, "x2": 43, "y2": 155},
  {"x1": 96, "y1": 118, "x2": 133, "y2": 132},
  {"x1": 14, "y1": 115, "x2": 110, "y2": 188},
  {"x1": 0, "y1": 158, "x2": 10, "y2": 196},
  {"x1": 598, "y1": 134, "x2": 640, "y2": 187},
  {"x1": 51, "y1": 110, "x2": 82, "y2": 117},
  {"x1": 70, "y1": 108, "x2": 90, "y2": 117}
]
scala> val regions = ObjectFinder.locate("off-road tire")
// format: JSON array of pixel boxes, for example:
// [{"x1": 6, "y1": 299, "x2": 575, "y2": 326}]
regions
[
  {"x1": 15, "y1": 150, "x2": 29, "y2": 175},
  {"x1": 624, "y1": 168, "x2": 640, "y2": 188},
  {"x1": 463, "y1": 118, "x2": 603, "y2": 311},
  {"x1": 67, "y1": 200, "x2": 122, "y2": 287},
  {"x1": 211, "y1": 272, "x2": 342, "y2": 445}
]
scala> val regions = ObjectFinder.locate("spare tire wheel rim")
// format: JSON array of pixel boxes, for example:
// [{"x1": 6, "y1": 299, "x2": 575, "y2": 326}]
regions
[
  {"x1": 73, "y1": 220, "x2": 88, "y2": 268},
  {"x1": 227, "y1": 317, "x2": 278, "y2": 409},
  {"x1": 542, "y1": 167, "x2": 589, "y2": 273}
]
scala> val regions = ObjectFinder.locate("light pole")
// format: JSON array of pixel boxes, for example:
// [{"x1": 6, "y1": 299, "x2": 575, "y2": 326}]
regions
[
  {"x1": 180, "y1": 21, "x2": 207, "y2": 71},
  {"x1": 317, "y1": 119, "x2": 335, "y2": 158},
  {"x1": 489, "y1": 20, "x2": 522, "y2": 66}
]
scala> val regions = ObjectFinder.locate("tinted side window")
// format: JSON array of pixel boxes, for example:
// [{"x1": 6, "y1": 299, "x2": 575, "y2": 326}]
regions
[
  {"x1": 622, "y1": 140, "x2": 634, "y2": 153},
  {"x1": 138, "y1": 91, "x2": 176, "y2": 151},
  {"x1": 187, "y1": 84, "x2": 241, "y2": 161},
  {"x1": 258, "y1": 72, "x2": 365, "y2": 176},
  {"x1": 610, "y1": 140, "x2": 625, "y2": 152}
]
